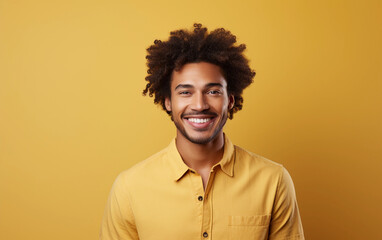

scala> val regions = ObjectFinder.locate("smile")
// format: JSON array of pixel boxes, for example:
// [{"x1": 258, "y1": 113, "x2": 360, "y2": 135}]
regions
[
  {"x1": 187, "y1": 118, "x2": 212, "y2": 123},
  {"x1": 183, "y1": 116, "x2": 215, "y2": 130}
]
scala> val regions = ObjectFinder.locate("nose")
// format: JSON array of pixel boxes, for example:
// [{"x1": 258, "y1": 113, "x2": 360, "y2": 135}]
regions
[{"x1": 191, "y1": 92, "x2": 209, "y2": 111}]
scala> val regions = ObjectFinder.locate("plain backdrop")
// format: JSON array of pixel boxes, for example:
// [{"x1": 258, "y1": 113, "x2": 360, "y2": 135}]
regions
[{"x1": 0, "y1": 0, "x2": 381, "y2": 239}]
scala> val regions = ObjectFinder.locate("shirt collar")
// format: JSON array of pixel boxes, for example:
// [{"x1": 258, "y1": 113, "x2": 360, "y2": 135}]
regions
[
  {"x1": 166, "y1": 139, "x2": 189, "y2": 181},
  {"x1": 218, "y1": 135, "x2": 235, "y2": 177},
  {"x1": 166, "y1": 134, "x2": 235, "y2": 181}
]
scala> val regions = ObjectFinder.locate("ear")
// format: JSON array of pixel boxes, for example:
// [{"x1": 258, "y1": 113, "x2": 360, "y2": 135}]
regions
[
  {"x1": 165, "y1": 97, "x2": 172, "y2": 112},
  {"x1": 228, "y1": 94, "x2": 235, "y2": 110}
]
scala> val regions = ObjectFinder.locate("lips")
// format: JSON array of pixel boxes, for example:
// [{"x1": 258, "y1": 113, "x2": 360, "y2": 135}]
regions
[{"x1": 183, "y1": 116, "x2": 216, "y2": 130}]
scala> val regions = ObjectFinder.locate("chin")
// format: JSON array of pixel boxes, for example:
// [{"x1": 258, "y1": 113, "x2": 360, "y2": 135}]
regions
[
  {"x1": 174, "y1": 115, "x2": 225, "y2": 145},
  {"x1": 186, "y1": 135, "x2": 216, "y2": 145},
  {"x1": 182, "y1": 128, "x2": 222, "y2": 145}
]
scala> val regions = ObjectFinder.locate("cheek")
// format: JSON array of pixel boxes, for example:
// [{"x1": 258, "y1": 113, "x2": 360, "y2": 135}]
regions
[
  {"x1": 212, "y1": 98, "x2": 229, "y2": 111},
  {"x1": 171, "y1": 98, "x2": 189, "y2": 114}
]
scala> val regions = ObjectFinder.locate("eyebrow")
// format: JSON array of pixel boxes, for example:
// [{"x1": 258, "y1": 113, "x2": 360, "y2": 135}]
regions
[
  {"x1": 174, "y1": 83, "x2": 223, "y2": 90},
  {"x1": 175, "y1": 84, "x2": 193, "y2": 90}
]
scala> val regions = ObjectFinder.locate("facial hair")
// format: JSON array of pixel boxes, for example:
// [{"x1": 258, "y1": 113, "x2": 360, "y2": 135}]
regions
[{"x1": 173, "y1": 111, "x2": 228, "y2": 145}]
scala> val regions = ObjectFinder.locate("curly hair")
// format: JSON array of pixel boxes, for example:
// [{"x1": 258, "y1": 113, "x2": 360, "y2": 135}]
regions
[{"x1": 143, "y1": 23, "x2": 255, "y2": 119}]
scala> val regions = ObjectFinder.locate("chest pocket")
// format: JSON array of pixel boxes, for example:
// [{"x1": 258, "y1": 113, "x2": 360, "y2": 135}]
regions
[{"x1": 228, "y1": 215, "x2": 271, "y2": 240}]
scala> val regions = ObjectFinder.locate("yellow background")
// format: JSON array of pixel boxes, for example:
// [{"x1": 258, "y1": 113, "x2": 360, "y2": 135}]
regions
[{"x1": 1, "y1": 0, "x2": 381, "y2": 239}]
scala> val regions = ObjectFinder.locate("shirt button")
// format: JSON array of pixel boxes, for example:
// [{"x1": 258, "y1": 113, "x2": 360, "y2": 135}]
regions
[
  {"x1": 203, "y1": 232, "x2": 208, "y2": 238},
  {"x1": 198, "y1": 196, "x2": 203, "y2": 201}
]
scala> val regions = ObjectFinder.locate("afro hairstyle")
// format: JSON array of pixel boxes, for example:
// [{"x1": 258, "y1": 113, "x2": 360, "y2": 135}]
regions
[{"x1": 143, "y1": 23, "x2": 255, "y2": 119}]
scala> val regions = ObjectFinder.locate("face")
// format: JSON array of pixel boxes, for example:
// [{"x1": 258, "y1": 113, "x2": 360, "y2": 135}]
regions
[{"x1": 165, "y1": 62, "x2": 234, "y2": 145}]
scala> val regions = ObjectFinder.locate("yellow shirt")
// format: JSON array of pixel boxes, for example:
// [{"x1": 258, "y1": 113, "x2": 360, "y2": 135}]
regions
[{"x1": 100, "y1": 136, "x2": 304, "y2": 240}]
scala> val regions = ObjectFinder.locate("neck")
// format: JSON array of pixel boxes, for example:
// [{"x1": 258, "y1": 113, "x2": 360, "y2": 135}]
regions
[{"x1": 175, "y1": 131, "x2": 225, "y2": 173}]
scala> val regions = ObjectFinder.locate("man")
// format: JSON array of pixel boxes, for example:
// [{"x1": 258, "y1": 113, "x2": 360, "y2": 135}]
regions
[{"x1": 100, "y1": 23, "x2": 304, "y2": 240}]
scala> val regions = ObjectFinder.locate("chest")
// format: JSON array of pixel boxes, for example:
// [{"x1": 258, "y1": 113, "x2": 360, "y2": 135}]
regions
[{"x1": 129, "y1": 170, "x2": 278, "y2": 240}]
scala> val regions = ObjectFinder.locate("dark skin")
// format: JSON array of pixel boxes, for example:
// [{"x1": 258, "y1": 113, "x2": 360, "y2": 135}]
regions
[{"x1": 165, "y1": 62, "x2": 234, "y2": 188}]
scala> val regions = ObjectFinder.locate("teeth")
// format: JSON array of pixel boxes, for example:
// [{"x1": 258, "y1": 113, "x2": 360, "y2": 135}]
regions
[{"x1": 188, "y1": 118, "x2": 211, "y2": 123}]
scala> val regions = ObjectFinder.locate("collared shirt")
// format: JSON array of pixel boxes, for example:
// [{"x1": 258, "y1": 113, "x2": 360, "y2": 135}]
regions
[{"x1": 100, "y1": 136, "x2": 304, "y2": 240}]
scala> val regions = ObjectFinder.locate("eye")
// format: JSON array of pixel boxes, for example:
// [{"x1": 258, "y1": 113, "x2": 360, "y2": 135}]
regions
[
  {"x1": 207, "y1": 90, "x2": 221, "y2": 95},
  {"x1": 179, "y1": 91, "x2": 191, "y2": 95}
]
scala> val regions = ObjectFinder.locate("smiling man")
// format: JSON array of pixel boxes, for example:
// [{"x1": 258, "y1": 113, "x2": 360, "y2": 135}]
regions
[{"x1": 100, "y1": 24, "x2": 304, "y2": 240}]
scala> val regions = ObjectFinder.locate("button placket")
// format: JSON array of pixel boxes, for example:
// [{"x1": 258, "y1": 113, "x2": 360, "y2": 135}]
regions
[
  {"x1": 189, "y1": 167, "x2": 217, "y2": 239},
  {"x1": 187, "y1": 170, "x2": 206, "y2": 239},
  {"x1": 201, "y1": 170, "x2": 216, "y2": 239}
]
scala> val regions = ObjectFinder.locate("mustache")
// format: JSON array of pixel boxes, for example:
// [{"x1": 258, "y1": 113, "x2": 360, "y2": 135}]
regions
[{"x1": 181, "y1": 111, "x2": 218, "y2": 118}]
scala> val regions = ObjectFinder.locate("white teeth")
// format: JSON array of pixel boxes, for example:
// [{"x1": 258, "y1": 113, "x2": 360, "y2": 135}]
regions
[{"x1": 188, "y1": 118, "x2": 211, "y2": 123}]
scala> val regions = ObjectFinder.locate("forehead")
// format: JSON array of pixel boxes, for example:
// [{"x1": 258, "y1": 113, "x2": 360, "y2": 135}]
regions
[{"x1": 171, "y1": 62, "x2": 227, "y2": 89}]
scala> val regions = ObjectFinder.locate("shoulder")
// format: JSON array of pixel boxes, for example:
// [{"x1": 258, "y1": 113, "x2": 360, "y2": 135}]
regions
[
  {"x1": 114, "y1": 147, "x2": 171, "y2": 189},
  {"x1": 234, "y1": 145, "x2": 285, "y2": 176},
  {"x1": 234, "y1": 145, "x2": 298, "y2": 197},
  {"x1": 233, "y1": 145, "x2": 298, "y2": 202}
]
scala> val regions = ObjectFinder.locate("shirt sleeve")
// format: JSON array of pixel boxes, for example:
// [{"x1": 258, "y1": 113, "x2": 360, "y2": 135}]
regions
[
  {"x1": 100, "y1": 174, "x2": 139, "y2": 240},
  {"x1": 268, "y1": 167, "x2": 305, "y2": 240}
]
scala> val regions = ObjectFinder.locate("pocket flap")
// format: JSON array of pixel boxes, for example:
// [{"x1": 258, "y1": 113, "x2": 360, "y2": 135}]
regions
[{"x1": 228, "y1": 215, "x2": 271, "y2": 226}]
